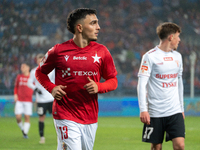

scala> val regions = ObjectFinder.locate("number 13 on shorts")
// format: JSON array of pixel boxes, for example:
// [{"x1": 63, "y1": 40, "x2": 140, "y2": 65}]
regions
[{"x1": 58, "y1": 126, "x2": 68, "y2": 140}]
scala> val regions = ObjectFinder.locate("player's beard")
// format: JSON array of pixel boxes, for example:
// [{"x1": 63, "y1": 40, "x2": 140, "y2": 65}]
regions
[
  {"x1": 173, "y1": 42, "x2": 180, "y2": 50},
  {"x1": 83, "y1": 34, "x2": 98, "y2": 42},
  {"x1": 173, "y1": 45, "x2": 179, "y2": 50},
  {"x1": 89, "y1": 36, "x2": 98, "y2": 41}
]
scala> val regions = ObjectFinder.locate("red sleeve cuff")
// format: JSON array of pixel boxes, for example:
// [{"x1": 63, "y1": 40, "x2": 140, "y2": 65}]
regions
[{"x1": 96, "y1": 77, "x2": 118, "y2": 93}]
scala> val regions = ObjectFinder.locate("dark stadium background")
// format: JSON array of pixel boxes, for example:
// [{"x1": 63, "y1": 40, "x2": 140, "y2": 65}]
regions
[{"x1": 1, "y1": 0, "x2": 200, "y2": 96}]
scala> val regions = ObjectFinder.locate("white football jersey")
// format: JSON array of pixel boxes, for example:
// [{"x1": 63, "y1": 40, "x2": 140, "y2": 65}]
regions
[
  {"x1": 28, "y1": 67, "x2": 55, "y2": 103},
  {"x1": 138, "y1": 46, "x2": 183, "y2": 117}
]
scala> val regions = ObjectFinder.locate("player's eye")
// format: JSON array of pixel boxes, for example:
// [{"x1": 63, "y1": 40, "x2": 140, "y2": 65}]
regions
[{"x1": 91, "y1": 20, "x2": 97, "y2": 25}]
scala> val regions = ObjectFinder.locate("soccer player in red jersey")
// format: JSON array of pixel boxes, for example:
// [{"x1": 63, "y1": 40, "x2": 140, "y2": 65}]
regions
[
  {"x1": 35, "y1": 8, "x2": 118, "y2": 150},
  {"x1": 14, "y1": 62, "x2": 33, "y2": 139}
]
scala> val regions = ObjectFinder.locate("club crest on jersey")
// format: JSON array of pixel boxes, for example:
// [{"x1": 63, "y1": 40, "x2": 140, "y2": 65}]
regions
[
  {"x1": 163, "y1": 57, "x2": 173, "y2": 61},
  {"x1": 92, "y1": 53, "x2": 101, "y2": 63}
]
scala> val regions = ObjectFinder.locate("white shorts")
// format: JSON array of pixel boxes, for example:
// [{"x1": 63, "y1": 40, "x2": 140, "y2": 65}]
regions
[
  {"x1": 54, "y1": 119, "x2": 98, "y2": 150},
  {"x1": 14, "y1": 101, "x2": 33, "y2": 115}
]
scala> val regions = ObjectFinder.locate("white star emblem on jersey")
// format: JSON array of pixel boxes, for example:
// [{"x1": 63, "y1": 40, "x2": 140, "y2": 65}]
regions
[{"x1": 92, "y1": 53, "x2": 101, "y2": 63}]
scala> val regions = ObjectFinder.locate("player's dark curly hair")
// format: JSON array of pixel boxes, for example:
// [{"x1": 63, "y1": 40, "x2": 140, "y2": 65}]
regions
[
  {"x1": 156, "y1": 22, "x2": 181, "y2": 40},
  {"x1": 67, "y1": 8, "x2": 97, "y2": 34}
]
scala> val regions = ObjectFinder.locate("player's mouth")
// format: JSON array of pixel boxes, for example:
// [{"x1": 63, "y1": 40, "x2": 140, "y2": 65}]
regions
[{"x1": 95, "y1": 32, "x2": 99, "y2": 36}]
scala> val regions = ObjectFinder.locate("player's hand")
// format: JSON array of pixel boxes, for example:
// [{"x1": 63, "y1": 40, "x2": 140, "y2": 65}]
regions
[
  {"x1": 182, "y1": 112, "x2": 185, "y2": 119},
  {"x1": 14, "y1": 94, "x2": 18, "y2": 102},
  {"x1": 84, "y1": 77, "x2": 98, "y2": 94},
  {"x1": 51, "y1": 85, "x2": 67, "y2": 100},
  {"x1": 140, "y1": 111, "x2": 150, "y2": 125}
]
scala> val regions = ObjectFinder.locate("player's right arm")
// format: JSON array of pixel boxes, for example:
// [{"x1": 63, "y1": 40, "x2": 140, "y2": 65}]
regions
[
  {"x1": 137, "y1": 53, "x2": 152, "y2": 125},
  {"x1": 51, "y1": 85, "x2": 67, "y2": 100},
  {"x1": 35, "y1": 46, "x2": 66, "y2": 100},
  {"x1": 137, "y1": 76, "x2": 150, "y2": 125},
  {"x1": 36, "y1": 68, "x2": 67, "y2": 100},
  {"x1": 14, "y1": 75, "x2": 19, "y2": 102}
]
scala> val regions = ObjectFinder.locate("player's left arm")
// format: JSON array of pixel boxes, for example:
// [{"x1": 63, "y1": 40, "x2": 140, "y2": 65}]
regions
[
  {"x1": 178, "y1": 76, "x2": 184, "y2": 119},
  {"x1": 178, "y1": 54, "x2": 184, "y2": 119},
  {"x1": 97, "y1": 48, "x2": 118, "y2": 93},
  {"x1": 84, "y1": 48, "x2": 118, "y2": 94},
  {"x1": 96, "y1": 76, "x2": 118, "y2": 93},
  {"x1": 84, "y1": 73, "x2": 118, "y2": 94}
]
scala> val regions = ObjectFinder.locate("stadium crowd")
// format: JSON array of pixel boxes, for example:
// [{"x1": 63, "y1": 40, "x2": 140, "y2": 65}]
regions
[{"x1": 1, "y1": 0, "x2": 200, "y2": 95}]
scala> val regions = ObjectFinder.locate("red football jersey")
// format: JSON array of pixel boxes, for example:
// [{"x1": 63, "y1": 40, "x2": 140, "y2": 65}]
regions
[
  {"x1": 37, "y1": 39, "x2": 117, "y2": 124},
  {"x1": 14, "y1": 74, "x2": 33, "y2": 102}
]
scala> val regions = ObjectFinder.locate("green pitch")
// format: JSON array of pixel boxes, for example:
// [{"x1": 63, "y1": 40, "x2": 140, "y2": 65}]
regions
[{"x1": 0, "y1": 116, "x2": 199, "y2": 150}]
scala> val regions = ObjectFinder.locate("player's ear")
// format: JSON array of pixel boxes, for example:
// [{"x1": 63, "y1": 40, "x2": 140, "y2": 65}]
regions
[
  {"x1": 76, "y1": 24, "x2": 83, "y2": 33},
  {"x1": 168, "y1": 34, "x2": 174, "y2": 41}
]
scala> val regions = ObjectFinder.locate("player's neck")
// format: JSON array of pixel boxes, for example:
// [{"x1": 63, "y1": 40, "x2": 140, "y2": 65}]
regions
[
  {"x1": 73, "y1": 35, "x2": 90, "y2": 48},
  {"x1": 23, "y1": 72, "x2": 29, "y2": 76},
  {"x1": 158, "y1": 41, "x2": 172, "y2": 52}
]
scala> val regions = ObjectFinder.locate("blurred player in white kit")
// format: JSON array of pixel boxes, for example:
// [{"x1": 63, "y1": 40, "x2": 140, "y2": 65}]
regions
[{"x1": 28, "y1": 53, "x2": 55, "y2": 144}]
